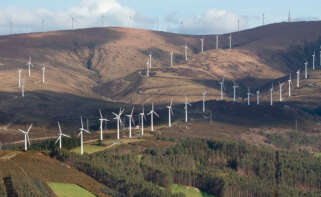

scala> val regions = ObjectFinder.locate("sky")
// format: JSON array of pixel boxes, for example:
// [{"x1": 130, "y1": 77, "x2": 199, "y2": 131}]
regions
[{"x1": 0, "y1": 0, "x2": 320, "y2": 35}]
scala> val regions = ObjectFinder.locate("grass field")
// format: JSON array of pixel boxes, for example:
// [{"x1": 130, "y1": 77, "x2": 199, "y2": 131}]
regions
[
  {"x1": 71, "y1": 144, "x2": 109, "y2": 154},
  {"x1": 171, "y1": 184, "x2": 215, "y2": 197},
  {"x1": 48, "y1": 182, "x2": 96, "y2": 197}
]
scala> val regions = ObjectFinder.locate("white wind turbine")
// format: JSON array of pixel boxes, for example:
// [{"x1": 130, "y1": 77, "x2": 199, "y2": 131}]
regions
[
  {"x1": 42, "y1": 65, "x2": 46, "y2": 84},
  {"x1": 279, "y1": 82, "x2": 284, "y2": 102},
  {"x1": 202, "y1": 91, "x2": 207, "y2": 113},
  {"x1": 78, "y1": 116, "x2": 90, "y2": 155},
  {"x1": 233, "y1": 84, "x2": 239, "y2": 102},
  {"x1": 113, "y1": 108, "x2": 124, "y2": 140},
  {"x1": 99, "y1": 109, "x2": 109, "y2": 141},
  {"x1": 219, "y1": 78, "x2": 224, "y2": 100},
  {"x1": 270, "y1": 84, "x2": 274, "y2": 106},
  {"x1": 304, "y1": 61, "x2": 308, "y2": 79},
  {"x1": 21, "y1": 79, "x2": 25, "y2": 98},
  {"x1": 18, "y1": 69, "x2": 22, "y2": 88},
  {"x1": 296, "y1": 70, "x2": 300, "y2": 88},
  {"x1": 200, "y1": 38, "x2": 204, "y2": 53},
  {"x1": 26, "y1": 56, "x2": 34, "y2": 77},
  {"x1": 149, "y1": 53, "x2": 152, "y2": 69},
  {"x1": 170, "y1": 51, "x2": 174, "y2": 66},
  {"x1": 256, "y1": 90, "x2": 260, "y2": 105},
  {"x1": 167, "y1": 97, "x2": 174, "y2": 128},
  {"x1": 148, "y1": 103, "x2": 159, "y2": 132},
  {"x1": 247, "y1": 88, "x2": 252, "y2": 106},
  {"x1": 139, "y1": 105, "x2": 146, "y2": 136},
  {"x1": 126, "y1": 106, "x2": 135, "y2": 138},
  {"x1": 184, "y1": 96, "x2": 192, "y2": 123},
  {"x1": 288, "y1": 73, "x2": 293, "y2": 96},
  {"x1": 312, "y1": 51, "x2": 315, "y2": 70},
  {"x1": 18, "y1": 124, "x2": 32, "y2": 151},
  {"x1": 56, "y1": 122, "x2": 70, "y2": 150},
  {"x1": 184, "y1": 44, "x2": 188, "y2": 61},
  {"x1": 146, "y1": 59, "x2": 150, "y2": 77},
  {"x1": 229, "y1": 34, "x2": 232, "y2": 49}
]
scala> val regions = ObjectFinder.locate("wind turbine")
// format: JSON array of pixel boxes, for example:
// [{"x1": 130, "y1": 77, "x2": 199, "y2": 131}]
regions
[
  {"x1": 233, "y1": 84, "x2": 239, "y2": 102},
  {"x1": 170, "y1": 51, "x2": 174, "y2": 66},
  {"x1": 219, "y1": 78, "x2": 224, "y2": 100},
  {"x1": 304, "y1": 61, "x2": 308, "y2": 79},
  {"x1": 149, "y1": 53, "x2": 152, "y2": 69},
  {"x1": 56, "y1": 122, "x2": 70, "y2": 150},
  {"x1": 288, "y1": 9, "x2": 291, "y2": 22},
  {"x1": 184, "y1": 44, "x2": 188, "y2": 61},
  {"x1": 99, "y1": 109, "x2": 109, "y2": 141},
  {"x1": 148, "y1": 103, "x2": 159, "y2": 132},
  {"x1": 247, "y1": 88, "x2": 252, "y2": 106},
  {"x1": 312, "y1": 51, "x2": 315, "y2": 70},
  {"x1": 270, "y1": 84, "x2": 274, "y2": 106},
  {"x1": 216, "y1": 35, "x2": 219, "y2": 49},
  {"x1": 113, "y1": 108, "x2": 124, "y2": 140},
  {"x1": 26, "y1": 56, "x2": 33, "y2": 77},
  {"x1": 139, "y1": 105, "x2": 146, "y2": 136},
  {"x1": 279, "y1": 82, "x2": 284, "y2": 102},
  {"x1": 237, "y1": 18, "x2": 240, "y2": 32},
  {"x1": 262, "y1": 13, "x2": 265, "y2": 25},
  {"x1": 42, "y1": 65, "x2": 46, "y2": 84},
  {"x1": 78, "y1": 116, "x2": 90, "y2": 155},
  {"x1": 256, "y1": 90, "x2": 260, "y2": 105},
  {"x1": 126, "y1": 106, "x2": 135, "y2": 138},
  {"x1": 229, "y1": 34, "x2": 232, "y2": 49},
  {"x1": 296, "y1": 70, "x2": 300, "y2": 88},
  {"x1": 167, "y1": 97, "x2": 174, "y2": 128},
  {"x1": 18, "y1": 69, "x2": 22, "y2": 88},
  {"x1": 202, "y1": 91, "x2": 207, "y2": 113},
  {"x1": 146, "y1": 59, "x2": 150, "y2": 77},
  {"x1": 200, "y1": 38, "x2": 204, "y2": 53},
  {"x1": 71, "y1": 16, "x2": 76, "y2": 29},
  {"x1": 18, "y1": 124, "x2": 32, "y2": 151},
  {"x1": 288, "y1": 73, "x2": 293, "y2": 96},
  {"x1": 21, "y1": 79, "x2": 25, "y2": 98},
  {"x1": 184, "y1": 96, "x2": 192, "y2": 123}
]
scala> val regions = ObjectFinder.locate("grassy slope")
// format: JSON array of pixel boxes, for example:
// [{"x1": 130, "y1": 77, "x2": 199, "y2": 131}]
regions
[
  {"x1": 171, "y1": 184, "x2": 215, "y2": 197},
  {"x1": 48, "y1": 182, "x2": 96, "y2": 197}
]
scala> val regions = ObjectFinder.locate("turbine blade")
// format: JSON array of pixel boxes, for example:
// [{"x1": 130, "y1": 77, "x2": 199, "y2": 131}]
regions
[
  {"x1": 27, "y1": 135, "x2": 31, "y2": 146},
  {"x1": 154, "y1": 112, "x2": 159, "y2": 118},
  {"x1": 27, "y1": 124, "x2": 33, "y2": 133},
  {"x1": 55, "y1": 136, "x2": 61, "y2": 144},
  {"x1": 58, "y1": 121, "x2": 62, "y2": 134},
  {"x1": 112, "y1": 112, "x2": 118, "y2": 116},
  {"x1": 62, "y1": 134, "x2": 71, "y2": 138},
  {"x1": 80, "y1": 116, "x2": 84, "y2": 129},
  {"x1": 19, "y1": 129, "x2": 26, "y2": 134},
  {"x1": 84, "y1": 129, "x2": 91, "y2": 134},
  {"x1": 99, "y1": 109, "x2": 103, "y2": 118}
]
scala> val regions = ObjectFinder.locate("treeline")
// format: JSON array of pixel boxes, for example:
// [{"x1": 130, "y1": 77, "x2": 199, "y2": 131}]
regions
[{"x1": 55, "y1": 136, "x2": 321, "y2": 197}]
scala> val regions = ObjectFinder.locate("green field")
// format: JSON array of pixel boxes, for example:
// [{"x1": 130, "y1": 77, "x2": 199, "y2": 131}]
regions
[
  {"x1": 48, "y1": 182, "x2": 95, "y2": 197},
  {"x1": 71, "y1": 144, "x2": 109, "y2": 154},
  {"x1": 171, "y1": 184, "x2": 215, "y2": 197},
  {"x1": 315, "y1": 152, "x2": 321, "y2": 158}
]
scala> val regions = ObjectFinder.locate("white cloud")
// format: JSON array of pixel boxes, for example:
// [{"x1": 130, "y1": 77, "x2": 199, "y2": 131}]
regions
[{"x1": 166, "y1": 9, "x2": 247, "y2": 35}]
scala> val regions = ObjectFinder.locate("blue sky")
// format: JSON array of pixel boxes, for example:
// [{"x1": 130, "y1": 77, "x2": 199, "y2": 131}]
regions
[{"x1": 0, "y1": 0, "x2": 319, "y2": 35}]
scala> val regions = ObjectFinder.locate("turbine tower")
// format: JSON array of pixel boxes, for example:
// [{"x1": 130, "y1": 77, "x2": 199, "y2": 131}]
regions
[
  {"x1": 184, "y1": 44, "x2": 188, "y2": 61},
  {"x1": 295, "y1": 70, "x2": 300, "y2": 88},
  {"x1": 78, "y1": 116, "x2": 90, "y2": 155},
  {"x1": 149, "y1": 53, "x2": 152, "y2": 69},
  {"x1": 18, "y1": 69, "x2": 22, "y2": 88},
  {"x1": 167, "y1": 98, "x2": 174, "y2": 128},
  {"x1": 256, "y1": 90, "x2": 260, "y2": 105},
  {"x1": 126, "y1": 106, "x2": 135, "y2": 138},
  {"x1": 200, "y1": 38, "x2": 204, "y2": 53},
  {"x1": 288, "y1": 73, "x2": 293, "y2": 96},
  {"x1": 99, "y1": 109, "x2": 109, "y2": 141},
  {"x1": 71, "y1": 16, "x2": 75, "y2": 29},
  {"x1": 270, "y1": 84, "x2": 274, "y2": 106},
  {"x1": 288, "y1": 9, "x2": 291, "y2": 22},
  {"x1": 21, "y1": 79, "x2": 25, "y2": 98},
  {"x1": 170, "y1": 51, "x2": 174, "y2": 66},
  {"x1": 26, "y1": 56, "x2": 33, "y2": 77},
  {"x1": 202, "y1": 91, "x2": 207, "y2": 113},
  {"x1": 113, "y1": 108, "x2": 124, "y2": 140},
  {"x1": 56, "y1": 122, "x2": 70, "y2": 150},
  {"x1": 312, "y1": 51, "x2": 315, "y2": 70},
  {"x1": 279, "y1": 82, "x2": 284, "y2": 102},
  {"x1": 42, "y1": 65, "x2": 46, "y2": 84},
  {"x1": 18, "y1": 124, "x2": 32, "y2": 151},
  {"x1": 262, "y1": 13, "x2": 265, "y2": 26},
  {"x1": 184, "y1": 96, "x2": 192, "y2": 123},
  {"x1": 139, "y1": 105, "x2": 146, "y2": 136},
  {"x1": 219, "y1": 78, "x2": 224, "y2": 100},
  {"x1": 247, "y1": 88, "x2": 252, "y2": 106},
  {"x1": 233, "y1": 84, "x2": 239, "y2": 102},
  {"x1": 146, "y1": 59, "x2": 150, "y2": 77},
  {"x1": 304, "y1": 61, "x2": 308, "y2": 79},
  {"x1": 148, "y1": 103, "x2": 159, "y2": 132},
  {"x1": 229, "y1": 34, "x2": 232, "y2": 49},
  {"x1": 237, "y1": 18, "x2": 240, "y2": 32}
]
